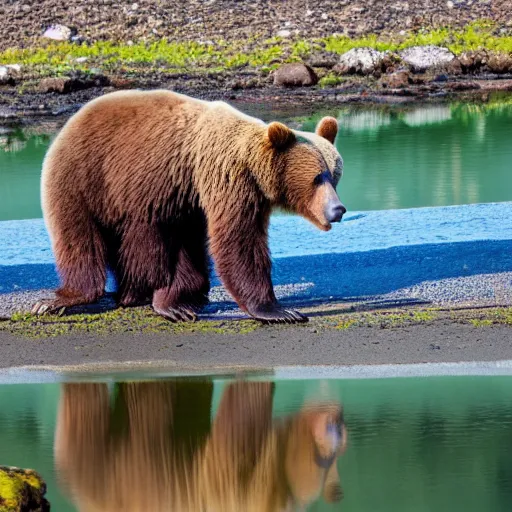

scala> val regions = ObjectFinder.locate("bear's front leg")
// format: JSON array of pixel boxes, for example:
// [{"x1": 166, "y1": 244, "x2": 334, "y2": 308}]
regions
[
  {"x1": 152, "y1": 215, "x2": 210, "y2": 322},
  {"x1": 208, "y1": 207, "x2": 307, "y2": 324}
]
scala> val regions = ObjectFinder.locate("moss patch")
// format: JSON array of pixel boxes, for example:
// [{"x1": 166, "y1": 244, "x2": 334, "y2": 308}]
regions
[
  {"x1": 2, "y1": 305, "x2": 511, "y2": 340},
  {"x1": 0, "y1": 467, "x2": 47, "y2": 512},
  {"x1": 4, "y1": 307, "x2": 259, "y2": 338}
]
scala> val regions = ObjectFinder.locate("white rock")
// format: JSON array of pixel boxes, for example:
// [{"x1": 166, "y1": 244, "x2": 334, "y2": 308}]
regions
[
  {"x1": 399, "y1": 45, "x2": 455, "y2": 72},
  {"x1": 74, "y1": 57, "x2": 88, "y2": 63},
  {"x1": 0, "y1": 67, "x2": 8, "y2": 79},
  {"x1": 284, "y1": 21, "x2": 292, "y2": 27},
  {"x1": 321, "y1": 13, "x2": 328, "y2": 20},
  {"x1": 338, "y1": 47, "x2": 388, "y2": 73},
  {"x1": 306, "y1": 9, "x2": 314, "y2": 16},
  {"x1": 131, "y1": 3, "x2": 138, "y2": 10},
  {"x1": 277, "y1": 29, "x2": 292, "y2": 38},
  {"x1": 446, "y1": 0, "x2": 454, "y2": 7},
  {"x1": 43, "y1": 24, "x2": 72, "y2": 41},
  {"x1": 6, "y1": 64, "x2": 21, "y2": 73}
]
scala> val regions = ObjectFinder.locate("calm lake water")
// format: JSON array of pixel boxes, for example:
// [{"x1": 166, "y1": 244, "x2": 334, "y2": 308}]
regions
[
  {"x1": 1, "y1": 98, "x2": 511, "y2": 221},
  {"x1": 1, "y1": 374, "x2": 512, "y2": 511}
]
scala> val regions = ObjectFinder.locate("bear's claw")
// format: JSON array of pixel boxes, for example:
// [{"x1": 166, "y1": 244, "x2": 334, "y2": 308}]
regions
[
  {"x1": 31, "y1": 300, "x2": 66, "y2": 316},
  {"x1": 248, "y1": 304, "x2": 308, "y2": 324},
  {"x1": 153, "y1": 304, "x2": 198, "y2": 322}
]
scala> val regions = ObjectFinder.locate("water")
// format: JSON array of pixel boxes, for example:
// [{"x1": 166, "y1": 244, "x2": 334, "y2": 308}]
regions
[
  {"x1": 1, "y1": 98, "x2": 511, "y2": 221},
  {"x1": 1, "y1": 374, "x2": 512, "y2": 511}
]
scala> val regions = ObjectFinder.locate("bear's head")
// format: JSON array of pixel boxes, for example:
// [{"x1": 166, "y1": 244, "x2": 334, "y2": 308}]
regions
[{"x1": 265, "y1": 116, "x2": 345, "y2": 231}]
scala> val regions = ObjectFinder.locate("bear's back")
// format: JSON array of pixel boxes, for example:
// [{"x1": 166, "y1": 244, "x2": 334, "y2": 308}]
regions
[{"x1": 42, "y1": 90, "x2": 209, "y2": 223}]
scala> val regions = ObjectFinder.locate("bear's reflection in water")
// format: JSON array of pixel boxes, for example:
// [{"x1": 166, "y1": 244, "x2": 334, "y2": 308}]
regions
[{"x1": 55, "y1": 380, "x2": 347, "y2": 511}]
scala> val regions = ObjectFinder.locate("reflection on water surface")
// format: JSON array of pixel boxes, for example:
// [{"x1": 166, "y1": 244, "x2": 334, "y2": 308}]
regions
[
  {"x1": 56, "y1": 380, "x2": 346, "y2": 511},
  {"x1": 2, "y1": 375, "x2": 512, "y2": 511}
]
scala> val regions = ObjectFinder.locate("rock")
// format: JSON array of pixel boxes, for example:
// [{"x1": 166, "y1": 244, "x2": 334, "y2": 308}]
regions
[
  {"x1": 334, "y1": 47, "x2": 388, "y2": 75},
  {"x1": 109, "y1": 76, "x2": 135, "y2": 89},
  {"x1": 305, "y1": 50, "x2": 339, "y2": 69},
  {"x1": 5, "y1": 64, "x2": 21, "y2": 73},
  {"x1": 0, "y1": 65, "x2": 18, "y2": 86},
  {"x1": 0, "y1": 466, "x2": 50, "y2": 512},
  {"x1": 74, "y1": 57, "x2": 88, "y2": 63},
  {"x1": 273, "y1": 63, "x2": 318, "y2": 87},
  {"x1": 399, "y1": 45, "x2": 455, "y2": 72},
  {"x1": 487, "y1": 53, "x2": 512, "y2": 74},
  {"x1": 381, "y1": 70, "x2": 411, "y2": 88},
  {"x1": 458, "y1": 50, "x2": 488, "y2": 72},
  {"x1": 36, "y1": 74, "x2": 110, "y2": 94},
  {"x1": 276, "y1": 29, "x2": 292, "y2": 38},
  {"x1": 43, "y1": 24, "x2": 73, "y2": 41},
  {"x1": 445, "y1": 58, "x2": 463, "y2": 75}
]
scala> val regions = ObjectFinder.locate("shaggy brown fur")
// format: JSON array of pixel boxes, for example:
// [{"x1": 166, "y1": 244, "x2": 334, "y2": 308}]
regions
[
  {"x1": 54, "y1": 380, "x2": 347, "y2": 512},
  {"x1": 33, "y1": 90, "x2": 344, "y2": 323}
]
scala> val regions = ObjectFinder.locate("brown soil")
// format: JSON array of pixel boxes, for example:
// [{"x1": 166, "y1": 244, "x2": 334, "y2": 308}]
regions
[{"x1": 1, "y1": 0, "x2": 511, "y2": 52}]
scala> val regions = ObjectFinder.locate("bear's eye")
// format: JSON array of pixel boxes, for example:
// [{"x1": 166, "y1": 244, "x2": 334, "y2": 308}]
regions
[{"x1": 313, "y1": 170, "x2": 331, "y2": 186}]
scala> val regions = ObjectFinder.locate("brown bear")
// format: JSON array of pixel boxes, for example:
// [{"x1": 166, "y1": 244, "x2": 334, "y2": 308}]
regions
[{"x1": 32, "y1": 90, "x2": 345, "y2": 323}]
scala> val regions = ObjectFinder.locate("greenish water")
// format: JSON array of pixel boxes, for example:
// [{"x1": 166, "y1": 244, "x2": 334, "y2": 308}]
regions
[
  {"x1": 1, "y1": 98, "x2": 511, "y2": 221},
  {"x1": 1, "y1": 375, "x2": 512, "y2": 511}
]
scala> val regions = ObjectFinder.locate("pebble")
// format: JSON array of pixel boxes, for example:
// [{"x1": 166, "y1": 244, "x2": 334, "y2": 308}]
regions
[{"x1": 276, "y1": 29, "x2": 291, "y2": 38}]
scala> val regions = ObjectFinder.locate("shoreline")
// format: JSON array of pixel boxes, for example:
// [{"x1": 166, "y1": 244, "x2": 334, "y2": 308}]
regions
[
  {"x1": 1, "y1": 305, "x2": 512, "y2": 373},
  {"x1": 4, "y1": 358, "x2": 512, "y2": 384},
  {"x1": 2, "y1": 74, "x2": 512, "y2": 127}
]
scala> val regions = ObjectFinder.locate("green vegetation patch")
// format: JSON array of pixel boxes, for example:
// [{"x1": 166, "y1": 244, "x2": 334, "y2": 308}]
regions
[
  {"x1": 1, "y1": 21, "x2": 510, "y2": 78},
  {"x1": 4, "y1": 307, "x2": 259, "y2": 338},
  {"x1": 2, "y1": 305, "x2": 511, "y2": 340},
  {"x1": 322, "y1": 21, "x2": 512, "y2": 56}
]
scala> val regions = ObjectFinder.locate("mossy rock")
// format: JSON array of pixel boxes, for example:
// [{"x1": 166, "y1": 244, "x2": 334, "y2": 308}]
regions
[{"x1": 0, "y1": 467, "x2": 49, "y2": 512}]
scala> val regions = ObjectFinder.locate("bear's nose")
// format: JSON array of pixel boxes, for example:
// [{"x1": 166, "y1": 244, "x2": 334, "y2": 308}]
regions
[{"x1": 326, "y1": 202, "x2": 346, "y2": 223}]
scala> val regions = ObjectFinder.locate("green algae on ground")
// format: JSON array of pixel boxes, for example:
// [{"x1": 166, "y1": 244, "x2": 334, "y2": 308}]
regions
[
  {"x1": 2, "y1": 305, "x2": 511, "y2": 339},
  {"x1": 0, "y1": 466, "x2": 48, "y2": 512},
  {"x1": 462, "y1": 307, "x2": 512, "y2": 327},
  {"x1": 5, "y1": 307, "x2": 259, "y2": 338}
]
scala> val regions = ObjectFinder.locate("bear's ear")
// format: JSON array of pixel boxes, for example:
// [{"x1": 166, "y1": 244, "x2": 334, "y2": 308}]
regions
[
  {"x1": 315, "y1": 116, "x2": 338, "y2": 144},
  {"x1": 266, "y1": 122, "x2": 296, "y2": 150}
]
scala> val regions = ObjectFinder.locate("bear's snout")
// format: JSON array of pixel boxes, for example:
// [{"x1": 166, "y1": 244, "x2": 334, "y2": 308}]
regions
[{"x1": 325, "y1": 200, "x2": 346, "y2": 223}]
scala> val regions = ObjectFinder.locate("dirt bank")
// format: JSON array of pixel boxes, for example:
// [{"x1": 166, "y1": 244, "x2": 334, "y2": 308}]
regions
[{"x1": 1, "y1": 304, "x2": 511, "y2": 369}]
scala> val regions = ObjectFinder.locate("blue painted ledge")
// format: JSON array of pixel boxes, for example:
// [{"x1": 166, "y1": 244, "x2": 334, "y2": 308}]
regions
[{"x1": 1, "y1": 202, "x2": 512, "y2": 302}]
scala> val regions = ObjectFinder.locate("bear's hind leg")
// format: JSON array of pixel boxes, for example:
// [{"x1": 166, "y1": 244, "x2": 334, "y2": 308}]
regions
[
  {"x1": 152, "y1": 215, "x2": 210, "y2": 322},
  {"x1": 32, "y1": 208, "x2": 107, "y2": 315}
]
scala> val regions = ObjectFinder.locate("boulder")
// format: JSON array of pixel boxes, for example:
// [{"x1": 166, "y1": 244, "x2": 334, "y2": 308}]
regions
[
  {"x1": 274, "y1": 63, "x2": 318, "y2": 87},
  {"x1": 305, "y1": 50, "x2": 339, "y2": 69},
  {"x1": 458, "y1": 50, "x2": 489, "y2": 72},
  {"x1": 399, "y1": 45, "x2": 455, "y2": 72},
  {"x1": 487, "y1": 53, "x2": 512, "y2": 74},
  {"x1": 0, "y1": 65, "x2": 21, "y2": 86},
  {"x1": 381, "y1": 70, "x2": 411, "y2": 88},
  {"x1": 36, "y1": 74, "x2": 110, "y2": 94},
  {"x1": 334, "y1": 47, "x2": 388, "y2": 75},
  {"x1": 0, "y1": 466, "x2": 50, "y2": 511},
  {"x1": 42, "y1": 24, "x2": 72, "y2": 41}
]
